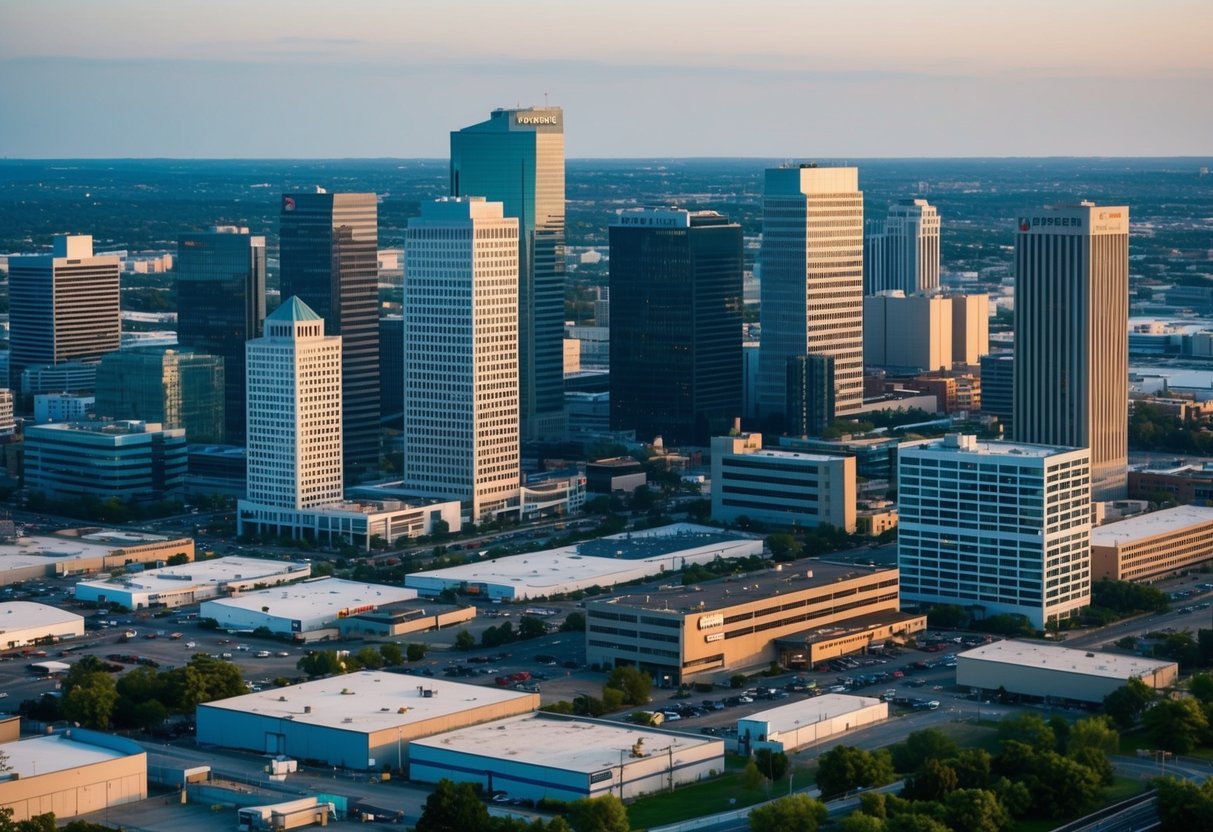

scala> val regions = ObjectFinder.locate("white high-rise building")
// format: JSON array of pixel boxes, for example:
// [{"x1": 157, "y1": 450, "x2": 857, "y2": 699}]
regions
[
  {"x1": 404, "y1": 197, "x2": 520, "y2": 522},
  {"x1": 758, "y1": 166, "x2": 865, "y2": 422},
  {"x1": 864, "y1": 198, "x2": 941, "y2": 296},
  {"x1": 1013, "y1": 203, "x2": 1129, "y2": 501},
  {"x1": 897, "y1": 434, "x2": 1092, "y2": 629},
  {"x1": 244, "y1": 297, "x2": 343, "y2": 511}
]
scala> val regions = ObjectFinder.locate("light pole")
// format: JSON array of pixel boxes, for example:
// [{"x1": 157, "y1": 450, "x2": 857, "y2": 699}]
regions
[{"x1": 619, "y1": 748, "x2": 626, "y2": 800}]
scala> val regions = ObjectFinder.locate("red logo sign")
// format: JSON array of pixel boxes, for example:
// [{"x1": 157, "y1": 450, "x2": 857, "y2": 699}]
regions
[{"x1": 283, "y1": 196, "x2": 296, "y2": 212}]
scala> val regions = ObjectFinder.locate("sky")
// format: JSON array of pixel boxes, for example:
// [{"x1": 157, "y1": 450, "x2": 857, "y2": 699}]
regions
[{"x1": 1, "y1": 0, "x2": 1211, "y2": 158}]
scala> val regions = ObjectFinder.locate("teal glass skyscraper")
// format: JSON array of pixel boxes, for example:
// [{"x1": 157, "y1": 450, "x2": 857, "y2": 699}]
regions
[{"x1": 450, "y1": 107, "x2": 565, "y2": 440}]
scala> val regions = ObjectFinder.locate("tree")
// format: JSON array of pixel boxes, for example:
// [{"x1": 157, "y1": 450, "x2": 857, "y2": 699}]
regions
[
  {"x1": 885, "y1": 816, "x2": 950, "y2": 832},
  {"x1": 816, "y1": 746, "x2": 895, "y2": 799},
  {"x1": 1032, "y1": 752, "x2": 1103, "y2": 818},
  {"x1": 949, "y1": 748, "x2": 992, "y2": 790},
  {"x1": 901, "y1": 758, "x2": 958, "y2": 802},
  {"x1": 561, "y1": 612, "x2": 586, "y2": 632},
  {"x1": 567, "y1": 794, "x2": 629, "y2": 832},
  {"x1": 1067, "y1": 715, "x2": 1119, "y2": 758},
  {"x1": 1189, "y1": 672, "x2": 1213, "y2": 705},
  {"x1": 604, "y1": 666, "x2": 651, "y2": 706},
  {"x1": 454, "y1": 630, "x2": 476, "y2": 651},
  {"x1": 61, "y1": 673, "x2": 118, "y2": 729},
  {"x1": 890, "y1": 729, "x2": 959, "y2": 774},
  {"x1": 406, "y1": 643, "x2": 428, "y2": 663},
  {"x1": 518, "y1": 616, "x2": 547, "y2": 640},
  {"x1": 1103, "y1": 677, "x2": 1155, "y2": 728},
  {"x1": 379, "y1": 643, "x2": 404, "y2": 666},
  {"x1": 1153, "y1": 776, "x2": 1213, "y2": 832},
  {"x1": 766, "y1": 533, "x2": 803, "y2": 562},
  {"x1": 166, "y1": 553, "x2": 190, "y2": 566},
  {"x1": 925, "y1": 604, "x2": 966, "y2": 629},
  {"x1": 748, "y1": 794, "x2": 828, "y2": 832},
  {"x1": 1144, "y1": 697, "x2": 1210, "y2": 754},
  {"x1": 838, "y1": 813, "x2": 886, "y2": 832},
  {"x1": 996, "y1": 713, "x2": 1054, "y2": 754},
  {"x1": 297, "y1": 650, "x2": 348, "y2": 679},
  {"x1": 355, "y1": 646, "x2": 384, "y2": 669},
  {"x1": 754, "y1": 748, "x2": 789, "y2": 783},
  {"x1": 414, "y1": 779, "x2": 488, "y2": 832},
  {"x1": 943, "y1": 789, "x2": 1011, "y2": 832}
]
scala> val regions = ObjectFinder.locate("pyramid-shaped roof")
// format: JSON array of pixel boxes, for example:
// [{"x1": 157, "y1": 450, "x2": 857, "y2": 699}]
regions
[{"x1": 267, "y1": 296, "x2": 322, "y2": 323}]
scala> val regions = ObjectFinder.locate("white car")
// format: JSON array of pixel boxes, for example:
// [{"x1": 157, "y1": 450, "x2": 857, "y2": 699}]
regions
[{"x1": 256, "y1": 650, "x2": 271, "y2": 658}]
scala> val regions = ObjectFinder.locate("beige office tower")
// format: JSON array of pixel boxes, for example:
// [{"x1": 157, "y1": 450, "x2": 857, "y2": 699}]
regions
[
  {"x1": 758, "y1": 166, "x2": 864, "y2": 421},
  {"x1": 949, "y1": 292, "x2": 989, "y2": 366},
  {"x1": 1014, "y1": 203, "x2": 1129, "y2": 500}
]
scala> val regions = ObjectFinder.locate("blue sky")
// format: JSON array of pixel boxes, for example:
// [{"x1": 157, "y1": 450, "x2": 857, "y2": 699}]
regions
[{"x1": 1, "y1": 0, "x2": 1210, "y2": 158}]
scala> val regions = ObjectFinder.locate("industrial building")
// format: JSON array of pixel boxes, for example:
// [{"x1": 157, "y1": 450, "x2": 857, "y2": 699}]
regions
[
  {"x1": 337, "y1": 600, "x2": 476, "y2": 639},
  {"x1": 406, "y1": 523, "x2": 762, "y2": 601},
  {"x1": 0, "y1": 602, "x2": 84, "y2": 649},
  {"x1": 74, "y1": 556, "x2": 310, "y2": 610},
  {"x1": 409, "y1": 712, "x2": 724, "y2": 802},
  {"x1": 956, "y1": 640, "x2": 1178, "y2": 704},
  {"x1": 737, "y1": 694, "x2": 888, "y2": 755},
  {"x1": 1090, "y1": 505, "x2": 1213, "y2": 582},
  {"x1": 585, "y1": 561, "x2": 922, "y2": 684},
  {"x1": 196, "y1": 672, "x2": 538, "y2": 771},
  {"x1": 0, "y1": 530, "x2": 194, "y2": 586},
  {"x1": 237, "y1": 497, "x2": 462, "y2": 553},
  {"x1": 0, "y1": 728, "x2": 146, "y2": 823},
  {"x1": 199, "y1": 577, "x2": 418, "y2": 636}
]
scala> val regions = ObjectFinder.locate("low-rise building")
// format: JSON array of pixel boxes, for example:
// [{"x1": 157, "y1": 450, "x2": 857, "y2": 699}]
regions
[
  {"x1": 0, "y1": 602, "x2": 84, "y2": 648},
  {"x1": 1090, "y1": 504, "x2": 1213, "y2": 582},
  {"x1": 956, "y1": 640, "x2": 1178, "y2": 704},
  {"x1": 711, "y1": 432, "x2": 856, "y2": 532},
  {"x1": 237, "y1": 498, "x2": 462, "y2": 553},
  {"x1": 33, "y1": 392, "x2": 94, "y2": 424},
  {"x1": 337, "y1": 600, "x2": 476, "y2": 639},
  {"x1": 586, "y1": 457, "x2": 646, "y2": 495},
  {"x1": 196, "y1": 672, "x2": 539, "y2": 770},
  {"x1": 0, "y1": 530, "x2": 194, "y2": 586},
  {"x1": 409, "y1": 712, "x2": 724, "y2": 802},
  {"x1": 1128, "y1": 462, "x2": 1213, "y2": 505},
  {"x1": 737, "y1": 694, "x2": 887, "y2": 755},
  {"x1": 74, "y1": 556, "x2": 309, "y2": 610},
  {"x1": 24, "y1": 420, "x2": 187, "y2": 502},
  {"x1": 200, "y1": 577, "x2": 418, "y2": 636}
]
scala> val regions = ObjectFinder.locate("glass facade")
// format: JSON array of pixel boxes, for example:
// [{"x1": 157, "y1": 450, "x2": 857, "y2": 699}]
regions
[{"x1": 95, "y1": 348, "x2": 226, "y2": 444}]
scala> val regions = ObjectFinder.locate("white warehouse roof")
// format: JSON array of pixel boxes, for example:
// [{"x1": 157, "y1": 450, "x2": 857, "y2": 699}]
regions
[
  {"x1": 958, "y1": 640, "x2": 1176, "y2": 680},
  {"x1": 202, "y1": 577, "x2": 416, "y2": 624},
  {"x1": 75, "y1": 556, "x2": 308, "y2": 598},
  {"x1": 0, "y1": 601, "x2": 83, "y2": 632},
  {"x1": 1091, "y1": 504, "x2": 1213, "y2": 545},
  {"x1": 738, "y1": 694, "x2": 884, "y2": 736}
]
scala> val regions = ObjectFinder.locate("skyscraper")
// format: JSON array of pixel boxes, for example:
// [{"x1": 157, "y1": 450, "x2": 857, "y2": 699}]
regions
[
  {"x1": 8, "y1": 235, "x2": 120, "y2": 390},
  {"x1": 1013, "y1": 203, "x2": 1129, "y2": 500},
  {"x1": 450, "y1": 107, "x2": 565, "y2": 440},
  {"x1": 863, "y1": 198, "x2": 941, "y2": 296},
  {"x1": 95, "y1": 347, "x2": 226, "y2": 444},
  {"x1": 608, "y1": 208, "x2": 743, "y2": 444},
  {"x1": 244, "y1": 297, "x2": 343, "y2": 510},
  {"x1": 898, "y1": 434, "x2": 1091, "y2": 629},
  {"x1": 758, "y1": 166, "x2": 864, "y2": 424},
  {"x1": 404, "y1": 197, "x2": 520, "y2": 522},
  {"x1": 786, "y1": 354, "x2": 834, "y2": 438},
  {"x1": 176, "y1": 226, "x2": 266, "y2": 445},
  {"x1": 279, "y1": 192, "x2": 379, "y2": 472}
]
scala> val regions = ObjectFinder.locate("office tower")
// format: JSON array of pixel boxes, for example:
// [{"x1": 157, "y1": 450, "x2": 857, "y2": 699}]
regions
[
  {"x1": 279, "y1": 192, "x2": 379, "y2": 472},
  {"x1": 404, "y1": 197, "x2": 520, "y2": 521},
  {"x1": 608, "y1": 208, "x2": 743, "y2": 444},
  {"x1": 8, "y1": 235, "x2": 120, "y2": 390},
  {"x1": 95, "y1": 347, "x2": 225, "y2": 444},
  {"x1": 245, "y1": 297, "x2": 343, "y2": 510},
  {"x1": 980, "y1": 353, "x2": 1014, "y2": 431},
  {"x1": 758, "y1": 166, "x2": 864, "y2": 427},
  {"x1": 451, "y1": 106, "x2": 565, "y2": 440},
  {"x1": 863, "y1": 293, "x2": 953, "y2": 372},
  {"x1": 1013, "y1": 203, "x2": 1129, "y2": 500},
  {"x1": 176, "y1": 226, "x2": 266, "y2": 445},
  {"x1": 863, "y1": 198, "x2": 941, "y2": 295},
  {"x1": 948, "y1": 292, "x2": 989, "y2": 366},
  {"x1": 379, "y1": 316, "x2": 404, "y2": 431},
  {"x1": 897, "y1": 434, "x2": 1091, "y2": 629},
  {"x1": 786, "y1": 354, "x2": 835, "y2": 437},
  {"x1": 25, "y1": 420, "x2": 188, "y2": 502}
]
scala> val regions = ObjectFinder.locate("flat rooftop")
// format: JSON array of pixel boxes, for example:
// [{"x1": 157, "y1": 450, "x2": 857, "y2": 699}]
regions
[
  {"x1": 908, "y1": 437, "x2": 1079, "y2": 459},
  {"x1": 1091, "y1": 505, "x2": 1213, "y2": 545},
  {"x1": 75, "y1": 556, "x2": 308, "y2": 595},
  {"x1": 774, "y1": 610, "x2": 925, "y2": 646},
  {"x1": 205, "y1": 577, "x2": 416, "y2": 618},
  {"x1": 958, "y1": 640, "x2": 1178, "y2": 679},
  {"x1": 0, "y1": 532, "x2": 178, "y2": 574},
  {"x1": 738, "y1": 449, "x2": 846, "y2": 465},
  {"x1": 199, "y1": 672, "x2": 535, "y2": 733},
  {"x1": 740, "y1": 694, "x2": 884, "y2": 735},
  {"x1": 1, "y1": 733, "x2": 131, "y2": 778},
  {"x1": 0, "y1": 601, "x2": 83, "y2": 631},
  {"x1": 595, "y1": 560, "x2": 894, "y2": 614},
  {"x1": 410, "y1": 713, "x2": 721, "y2": 773}
]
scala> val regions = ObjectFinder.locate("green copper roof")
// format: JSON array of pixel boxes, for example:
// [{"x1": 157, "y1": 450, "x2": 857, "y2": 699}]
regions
[{"x1": 267, "y1": 295, "x2": 322, "y2": 323}]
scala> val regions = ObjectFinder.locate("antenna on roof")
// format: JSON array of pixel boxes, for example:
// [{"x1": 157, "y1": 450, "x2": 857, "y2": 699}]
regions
[{"x1": 544, "y1": 91, "x2": 549, "y2": 106}]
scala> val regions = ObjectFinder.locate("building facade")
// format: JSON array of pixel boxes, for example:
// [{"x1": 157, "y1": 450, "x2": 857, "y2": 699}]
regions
[
  {"x1": 864, "y1": 293, "x2": 953, "y2": 373},
  {"x1": 24, "y1": 421, "x2": 187, "y2": 502},
  {"x1": 979, "y1": 353, "x2": 1014, "y2": 431},
  {"x1": 785, "y1": 354, "x2": 835, "y2": 438},
  {"x1": 451, "y1": 106, "x2": 565, "y2": 440},
  {"x1": 863, "y1": 198, "x2": 941, "y2": 296},
  {"x1": 95, "y1": 347, "x2": 225, "y2": 444},
  {"x1": 404, "y1": 197, "x2": 520, "y2": 522},
  {"x1": 175, "y1": 226, "x2": 266, "y2": 445},
  {"x1": 8, "y1": 235, "x2": 121, "y2": 390},
  {"x1": 898, "y1": 434, "x2": 1092, "y2": 628},
  {"x1": 758, "y1": 166, "x2": 864, "y2": 424},
  {"x1": 608, "y1": 208, "x2": 743, "y2": 444},
  {"x1": 279, "y1": 192, "x2": 380, "y2": 471},
  {"x1": 1090, "y1": 505, "x2": 1213, "y2": 582},
  {"x1": 1013, "y1": 203, "x2": 1129, "y2": 500}
]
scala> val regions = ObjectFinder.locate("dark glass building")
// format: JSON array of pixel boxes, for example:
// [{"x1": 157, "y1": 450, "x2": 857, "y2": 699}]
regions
[
  {"x1": 608, "y1": 208, "x2": 743, "y2": 445},
  {"x1": 95, "y1": 347, "x2": 226, "y2": 444},
  {"x1": 451, "y1": 107, "x2": 565, "y2": 440},
  {"x1": 379, "y1": 315, "x2": 403, "y2": 432},
  {"x1": 176, "y1": 226, "x2": 265, "y2": 445},
  {"x1": 786, "y1": 354, "x2": 835, "y2": 438},
  {"x1": 279, "y1": 192, "x2": 380, "y2": 473}
]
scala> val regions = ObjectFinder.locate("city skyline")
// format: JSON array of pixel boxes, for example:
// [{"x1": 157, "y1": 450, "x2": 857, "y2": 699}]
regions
[{"x1": 1, "y1": 1, "x2": 1210, "y2": 158}]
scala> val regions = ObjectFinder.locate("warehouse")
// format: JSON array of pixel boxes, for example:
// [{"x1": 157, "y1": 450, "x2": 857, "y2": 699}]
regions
[
  {"x1": 74, "y1": 556, "x2": 310, "y2": 610},
  {"x1": 199, "y1": 577, "x2": 417, "y2": 636},
  {"x1": 196, "y1": 672, "x2": 538, "y2": 771},
  {"x1": 406, "y1": 523, "x2": 762, "y2": 601},
  {"x1": 337, "y1": 600, "x2": 476, "y2": 639},
  {"x1": 736, "y1": 694, "x2": 888, "y2": 755},
  {"x1": 1090, "y1": 504, "x2": 1213, "y2": 582},
  {"x1": 409, "y1": 712, "x2": 724, "y2": 802},
  {"x1": 0, "y1": 728, "x2": 146, "y2": 823},
  {"x1": 0, "y1": 602, "x2": 84, "y2": 649},
  {"x1": 0, "y1": 529, "x2": 194, "y2": 586},
  {"x1": 956, "y1": 640, "x2": 1178, "y2": 704}
]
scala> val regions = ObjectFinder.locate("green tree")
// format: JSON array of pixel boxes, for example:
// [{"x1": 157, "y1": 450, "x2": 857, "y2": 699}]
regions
[
  {"x1": 518, "y1": 616, "x2": 547, "y2": 640},
  {"x1": 406, "y1": 643, "x2": 428, "y2": 663},
  {"x1": 1153, "y1": 776, "x2": 1213, "y2": 832},
  {"x1": 1033, "y1": 752, "x2": 1103, "y2": 818},
  {"x1": 816, "y1": 746, "x2": 895, "y2": 799},
  {"x1": 748, "y1": 794, "x2": 828, "y2": 832},
  {"x1": 379, "y1": 643, "x2": 404, "y2": 666},
  {"x1": 454, "y1": 629, "x2": 476, "y2": 651},
  {"x1": 296, "y1": 650, "x2": 348, "y2": 679},
  {"x1": 1144, "y1": 697, "x2": 1210, "y2": 754},
  {"x1": 355, "y1": 646, "x2": 384, "y2": 669},
  {"x1": 901, "y1": 758, "x2": 958, "y2": 802},
  {"x1": 943, "y1": 789, "x2": 1011, "y2": 832},
  {"x1": 604, "y1": 665, "x2": 651, "y2": 706},
  {"x1": 561, "y1": 612, "x2": 586, "y2": 632},
  {"x1": 925, "y1": 604, "x2": 966, "y2": 628},
  {"x1": 949, "y1": 748, "x2": 992, "y2": 790},
  {"x1": 766, "y1": 532, "x2": 803, "y2": 562},
  {"x1": 890, "y1": 729, "x2": 959, "y2": 773},
  {"x1": 61, "y1": 673, "x2": 118, "y2": 729},
  {"x1": 1067, "y1": 715, "x2": 1119, "y2": 757},
  {"x1": 996, "y1": 713, "x2": 1055, "y2": 754},
  {"x1": 754, "y1": 748, "x2": 789, "y2": 783},
  {"x1": 414, "y1": 779, "x2": 489, "y2": 832},
  {"x1": 1189, "y1": 672, "x2": 1213, "y2": 705},
  {"x1": 568, "y1": 794, "x2": 629, "y2": 832},
  {"x1": 838, "y1": 814, "x2": 886, "y2": 832},
  {"x1": 166, "y1": 553, "x2": 190, "y2": 566},
  {"x1": 885, "y1": 816, "x2": 950, "y2": 832},
  {"x1": 991, "y1": 777, "x2": 1032, "y2": 819},
  {"x1": 1103, "y1": 677, "x2": 1155, "y2": 728}
]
